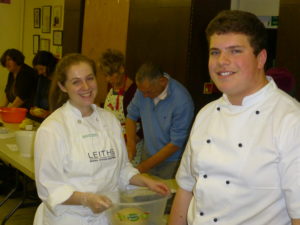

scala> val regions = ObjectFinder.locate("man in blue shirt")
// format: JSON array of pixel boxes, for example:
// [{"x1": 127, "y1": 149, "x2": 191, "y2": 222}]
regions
[{"x1": 126, "y1": 62, "x2": 194, "y2": 179}]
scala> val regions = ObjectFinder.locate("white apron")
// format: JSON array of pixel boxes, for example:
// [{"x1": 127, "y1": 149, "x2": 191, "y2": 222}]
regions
[{"x1": 104, "y1": 88, "x2": 142, "y2": 166}]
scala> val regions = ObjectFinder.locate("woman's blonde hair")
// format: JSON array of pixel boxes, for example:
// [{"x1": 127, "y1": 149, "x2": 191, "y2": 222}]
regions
[
  {"x1": 49, "y1": 53, "x2": 96, "y2": 112},
  {"x1": 99, "y1": 48, "x2": 125, "y2": 76}
]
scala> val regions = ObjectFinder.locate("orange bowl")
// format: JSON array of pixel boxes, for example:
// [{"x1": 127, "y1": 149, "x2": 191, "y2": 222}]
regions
[{"x1": 0, "y1": 107, "x2": 27, "y2": 123}]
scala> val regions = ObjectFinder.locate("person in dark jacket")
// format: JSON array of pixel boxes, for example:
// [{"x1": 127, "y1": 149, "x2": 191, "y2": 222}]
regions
[
  {"x1": 1, "y1": 48, "x2": 37, "y2": 109},
  {"x1": 30, "y1": 51, "x2": 58, "y2": 119}
]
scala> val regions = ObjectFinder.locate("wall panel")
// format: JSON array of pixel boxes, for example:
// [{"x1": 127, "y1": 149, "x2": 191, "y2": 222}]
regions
[
  {"x1": 82, "y1": 0, "x2": 130, "y2": 105},
  {"x1": 125, "y1": 0, "x2": 191, "y2": 85},
  {"x1": 276, "y1": 0, "x2": 300, "y2": 99}
]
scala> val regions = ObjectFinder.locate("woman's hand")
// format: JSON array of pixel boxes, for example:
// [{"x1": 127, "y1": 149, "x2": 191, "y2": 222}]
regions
[
  {"x1": 30, "y1": 107, "x2": 50, "y2": 118},
  {"x1": 130, "y1": 174, "x2": 171, "y2": 196},
  {"x1": 80, "y1": 192, "x2": 112, "y2": 214},
  {"x1": 143, "y1": 176, "x2": 170, "y2": 196}
]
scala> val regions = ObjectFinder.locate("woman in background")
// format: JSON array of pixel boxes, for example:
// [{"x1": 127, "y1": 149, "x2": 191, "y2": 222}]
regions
[
  {"x1": 30, "y1": 51, "x2": 58, "y2": 119},
  {"x1": 99, "y1": 49, "x2": 143, "y2": 166},
  {"x1": 0, "y1": 48, "x2": 37, "y2": 108},
  {"x1": 33, "y1": 53, "x2": 169, "y2": 225}
]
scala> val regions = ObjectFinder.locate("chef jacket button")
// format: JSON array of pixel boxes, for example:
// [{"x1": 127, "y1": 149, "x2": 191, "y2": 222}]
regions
[
  {"x1": 203, "y1": 174, "x2": 208, "y2": 179},
  {"x1": 213, "y1": 218, "x2": 218, "y2": 222},
  {"x1": 255, "y1": 110, "x2": 260, "y2": 115},
  {"x1": 238, "y1": 143, "x2": 243, "y2": 148},
  {"x1": 216, "y1": 107, "x2": 221, "y2": 111},
  {"x1": 200, "y1": 211, "x2": 204, "y2": 216},
  {"x1": 226, "y1": 180, "x2": 230, "y2": 185},
  {"x1": 206, "y1": 139, "x2": 211, "y2": 144},
  {"x1": 77, "y1": 120, "x2": 82, "y2": 124}
]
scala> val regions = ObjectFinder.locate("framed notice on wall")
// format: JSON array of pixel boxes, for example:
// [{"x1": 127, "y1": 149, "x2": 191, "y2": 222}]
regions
[
  {"x1": 52, "y1": 6, "x2": 62, "y2": 28},
  {"x1": 33, "y1": 35, "x2": 40, "y2": 54},
  {"x1": 33, "y1": 8, "x2": 41, "y2": 28},
  {"x1": 41, "y1": 6, "x2": 52, "y2": 33},
  {"x1": 53, "y1": 30, "x2": 63, "y2": 46},
  {"x1": 40, "y1": 39, "x2": 50, "y2": 51}
]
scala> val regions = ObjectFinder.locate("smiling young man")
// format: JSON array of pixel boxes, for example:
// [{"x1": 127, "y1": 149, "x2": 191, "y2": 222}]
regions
[{"x1": 168, "y1": 10, "x2": 300, "y2": 225}]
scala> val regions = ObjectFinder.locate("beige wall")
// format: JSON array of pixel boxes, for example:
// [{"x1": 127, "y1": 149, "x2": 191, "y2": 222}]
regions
[
  {"x1": 231, "y1": 0, "x2": 280, "y2": 16},
  {"x1": 23, "y1": 0, "x2": 65, "y2": 65},
  {"x1": 0, "y1": 0, "x2": 64, "y2": 105},
  {"x1": 1, "y1": 0, "x2": 127, "y2": 106},
  {"x1": 81, "y1": 0, "x2": 130, "y2": 105},
  {"x1": 0, "y1": 0, "x2": 24, "y2": 105}
]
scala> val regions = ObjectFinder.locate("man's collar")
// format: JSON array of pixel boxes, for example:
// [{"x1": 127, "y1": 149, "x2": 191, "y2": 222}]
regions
[{"x1": 153, "y1": 74, "x2": 169, "y2": 105}]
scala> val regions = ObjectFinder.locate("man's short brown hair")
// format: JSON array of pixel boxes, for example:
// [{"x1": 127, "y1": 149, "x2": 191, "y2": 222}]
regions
[{"x1": 206, "y1": 10, "x2": 267, "y2": 56}]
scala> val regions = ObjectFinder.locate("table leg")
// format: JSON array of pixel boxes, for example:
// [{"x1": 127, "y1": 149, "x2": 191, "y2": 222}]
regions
[
  {"x1": 0, "y1": 169, "x2": 19, "y2": 207},
  {"x1": 0, "y1": 170, "x2": 39, "y2": 225}
]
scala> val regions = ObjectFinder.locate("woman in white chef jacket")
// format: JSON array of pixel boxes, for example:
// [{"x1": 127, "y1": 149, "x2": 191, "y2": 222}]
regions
[{"x1": 33, "y1": 53, "x2": 170, "y2": 225}]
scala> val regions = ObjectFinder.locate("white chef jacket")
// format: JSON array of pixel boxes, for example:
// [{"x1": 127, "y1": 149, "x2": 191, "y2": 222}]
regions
[
  {"x1": 176, "y1": 78, "x2": 300, "y2": 225},
  {"x1": 34, "y1": 101, "x2": 139, "y2": 225}
]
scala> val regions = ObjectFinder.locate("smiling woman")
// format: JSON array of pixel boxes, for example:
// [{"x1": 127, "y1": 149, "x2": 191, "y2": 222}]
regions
[
  {"x1": 48, "y1": 53, "x2": 97, "y2": 113},
  {"x1": 33, "y1": 53, "x2": 170, "y2": 225},
  {"x1": 57, "y1": 61, "x2": 97, "y2": 117}
]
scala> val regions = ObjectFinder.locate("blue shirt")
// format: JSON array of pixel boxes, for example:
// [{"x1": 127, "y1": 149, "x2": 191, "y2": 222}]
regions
[{"x1": 127, "y1": 76, "x2": 194, "y2": 162}]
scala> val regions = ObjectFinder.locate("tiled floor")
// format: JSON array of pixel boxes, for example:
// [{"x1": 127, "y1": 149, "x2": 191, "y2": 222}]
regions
[{"x1": 0, "y1": 195, "x2": 37, "y2": 225}]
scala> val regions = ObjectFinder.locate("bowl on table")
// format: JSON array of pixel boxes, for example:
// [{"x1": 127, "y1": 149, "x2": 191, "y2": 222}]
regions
[
  {"x1": 0, "y1": 107, "x2": 27, "y2": 123},
  {"x1": 106, "y1": 188, "x2": 169, "y2": 225}
]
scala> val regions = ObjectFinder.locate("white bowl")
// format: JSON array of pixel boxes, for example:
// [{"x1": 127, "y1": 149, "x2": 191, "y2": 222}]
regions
[{"x1": 106, "y1": 188, "x2": 169, "y2": 225}]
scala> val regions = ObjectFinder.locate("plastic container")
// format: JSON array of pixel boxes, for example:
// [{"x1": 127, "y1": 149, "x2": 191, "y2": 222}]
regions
[
  {"x1": 107, "y1": 188, "x2": 169, "y2": 225},
  {"x1": 15, "y1": 130, "x2": 36, "y2": 158},
  {"x1": 0, "y1": 107, "x2": 27, "y2": 123}
]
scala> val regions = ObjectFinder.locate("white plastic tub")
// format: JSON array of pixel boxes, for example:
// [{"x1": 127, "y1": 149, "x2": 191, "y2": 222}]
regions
[
  {"x1": 107, "y1": 188, "x2": 169, "y2": 225},
  {"x1": 15, "y1": 130, "x2": 36, "y2": 157}
]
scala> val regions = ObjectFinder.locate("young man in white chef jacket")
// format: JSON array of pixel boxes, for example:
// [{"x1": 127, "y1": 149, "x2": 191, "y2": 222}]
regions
[{"x1": 168, "y1": 10, "x2": 300, "y2": 225}]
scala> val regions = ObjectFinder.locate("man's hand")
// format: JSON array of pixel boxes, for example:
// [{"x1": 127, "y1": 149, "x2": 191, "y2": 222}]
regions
[
  {"x1": 168, "y1": 188, "x2": 193, "y2": 225},
  {"x1": 136, "y1": 143, "x2": 180, "y2": 173}
]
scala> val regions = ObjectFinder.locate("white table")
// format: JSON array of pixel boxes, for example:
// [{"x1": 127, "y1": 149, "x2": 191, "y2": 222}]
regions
[
  {"x1": 0, "y1": 135, "x2": 34, "y2": 180},
  {"x1": 0, "y1": 121, "x2": 37, "y2": 225}
]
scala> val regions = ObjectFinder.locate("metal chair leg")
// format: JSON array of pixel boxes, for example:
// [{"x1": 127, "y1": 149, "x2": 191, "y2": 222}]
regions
[
  {"x1": 0, "y1": 171, "x2": 39, "y2": 225},
  {"x1": 0, "y1": 169, "x2": 19, "y2": 207}
]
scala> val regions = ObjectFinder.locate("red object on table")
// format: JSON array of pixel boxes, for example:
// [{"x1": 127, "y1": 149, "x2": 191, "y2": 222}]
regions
[{"x1": 0, "y1": 108, "x2": 27, "y2": 123}]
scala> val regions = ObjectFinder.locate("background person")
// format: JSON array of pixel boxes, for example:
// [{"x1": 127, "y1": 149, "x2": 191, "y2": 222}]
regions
[
  {"x1": 169, "y1": 10, "x2": 300, "y2": 225},
  {"x1": 126, "y1": 62, "x2": 194, "y2": 179},
  {"x1": 30, "y1": 51, "x2": 58, "y2": 119},
  {"x1": 266, "y1": 67, "x2": 296, "y2": 96},
  {"x1": 0, "y1": 48, "x2": 37, "y2": 108},
  {"x1": 33, "y1": 53, "x2": 169, "y2": 225},
  {"x1": 99, "y1": 48, "x2": 143, "y2": 166}
]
